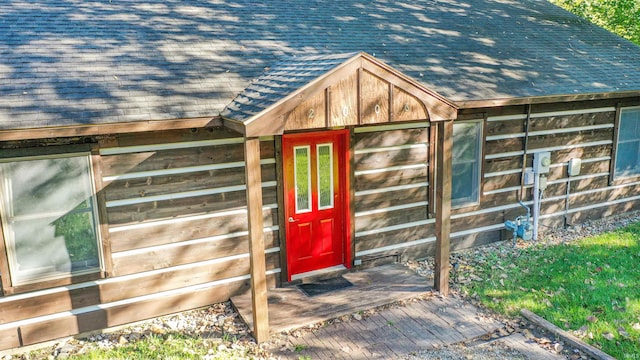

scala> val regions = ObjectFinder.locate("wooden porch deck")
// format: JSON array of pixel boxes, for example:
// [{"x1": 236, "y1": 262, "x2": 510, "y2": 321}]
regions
[{"x1": 231, "y1": 263, "x2": 433, "y2": 334}]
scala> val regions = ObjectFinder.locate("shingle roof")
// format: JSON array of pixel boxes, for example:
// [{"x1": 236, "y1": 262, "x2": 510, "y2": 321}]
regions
[
  {"x1": 1, "y1": 0, "x2": 640, "y2": 131},
  {"x1": 221, "y1": 53, "x2": 359, "y2": 122}
]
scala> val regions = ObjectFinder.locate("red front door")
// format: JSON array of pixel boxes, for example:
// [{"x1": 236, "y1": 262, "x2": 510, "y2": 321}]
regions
[{"x1": 283, "y1": 130, "x2": 350, "y2": 280}]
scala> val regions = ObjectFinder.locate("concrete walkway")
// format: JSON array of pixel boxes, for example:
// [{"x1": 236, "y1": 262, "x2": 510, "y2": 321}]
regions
[{"x1": 270, "y1": 296, "x2": 566, "y2": 359}]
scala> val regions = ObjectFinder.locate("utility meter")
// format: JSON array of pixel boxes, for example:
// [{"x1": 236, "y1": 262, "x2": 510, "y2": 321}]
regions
[{"x1": 533, "y1": 151, "x2": 551, "y2": 174}]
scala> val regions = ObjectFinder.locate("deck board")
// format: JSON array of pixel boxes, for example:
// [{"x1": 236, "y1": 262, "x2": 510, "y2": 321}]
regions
[
  {"x1": 233, "y1": 264, "x2": 509, "y2": 359},
  {"x1": 231, "y1": 263, "x2": 432, "y2": 333}
]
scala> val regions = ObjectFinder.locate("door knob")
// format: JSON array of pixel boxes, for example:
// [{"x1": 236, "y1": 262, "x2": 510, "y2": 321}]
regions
[{"x1": 288, "y1": 217, "x2": 297, "y2": 223}]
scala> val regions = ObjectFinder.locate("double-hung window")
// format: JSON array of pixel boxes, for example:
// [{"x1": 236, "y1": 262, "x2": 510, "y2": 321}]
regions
[
  {"x1": 452, "y1": 121, "x2": 482, "y2": 207},
  {"x1": 0, "y1": 153, "x2": 102, "y2": 287},
  {"x1": 614, "y1": 107, "x2": 640, "y2": 179}
]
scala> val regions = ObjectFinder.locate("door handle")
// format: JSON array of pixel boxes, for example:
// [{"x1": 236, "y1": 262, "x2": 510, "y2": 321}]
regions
[{"x1": 288, "y1": 217, "x2": 298, "y2": 223}]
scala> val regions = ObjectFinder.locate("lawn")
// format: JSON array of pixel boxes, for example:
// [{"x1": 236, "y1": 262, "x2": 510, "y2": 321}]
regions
[
  {"x1": 459, "y1": 222, "x2": 640, "y2": 359},
  {"x1": 43, "y1": 334, "x2": 258, "y2": 360}
]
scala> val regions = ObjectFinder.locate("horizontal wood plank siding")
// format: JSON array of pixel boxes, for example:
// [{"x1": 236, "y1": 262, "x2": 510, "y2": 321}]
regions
[
  {"x1": 353, "y1": 123, "x2": 432, "y2": 260},
  {"x1": 0, "y1": 128, "x2": 282, "y2": 351},
  {"x1": 453, "y1": 101, "x2": 639, "y2": 250},
  {"x1": 5, "y1": 271, "x2": 280, "y2": 347}
]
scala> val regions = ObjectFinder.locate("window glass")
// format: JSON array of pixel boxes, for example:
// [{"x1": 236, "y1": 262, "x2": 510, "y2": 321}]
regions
[
  {"x1": 0, "y1": 155, "x2": 101, "y2": 285},
  {"x1": 317, "y1": 143, "x2": 334, "y2": 209},
  {"x1": 294, "y1": 146, "x2": 311, "y2": 213},
  {"x1": 452, "y1": 122, "x2": 482, "y2": 207},
  {"x1": 615, "y1": 108, "x2": 640, "y2": 178}
]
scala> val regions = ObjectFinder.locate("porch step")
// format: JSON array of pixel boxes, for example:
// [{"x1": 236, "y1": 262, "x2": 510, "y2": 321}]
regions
[{"x1": 231, "y1": 263, "x2": 433, "y2": 335}]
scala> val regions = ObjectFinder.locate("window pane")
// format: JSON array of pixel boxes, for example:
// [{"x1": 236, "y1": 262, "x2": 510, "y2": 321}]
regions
[
  {"x1": 294, "y1": 146, "x2": 311, "y2": 213},
  {"x1": 615, "y1": 141, "x2": 640, "y2": 177},
  {"x1": 619, "y1": 109, "x2": 640, "y2": 142},
  {"x1": 452, "y1": 122, "x2": 481, "y2": 206},
  {"x1": 0, "y1": 155, "x2": 100, "y2": 285},
  {"x1": 317, "y1": 144, "x2": 334, "y2": 209},
  {"x1": 616, "y1": 108, "x2": 640, "y2": 178},
  {"x1": 452, "y1": 163, "x2": 475, "y2": 203}
]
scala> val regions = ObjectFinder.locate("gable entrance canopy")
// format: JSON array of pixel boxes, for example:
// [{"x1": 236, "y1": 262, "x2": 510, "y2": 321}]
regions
[
  {"x1": 221, "y1": 52, "x2": 458, "y2": 136},
  {"x1": 221, "y1": 52, "x2": 458, "y2": 343}
]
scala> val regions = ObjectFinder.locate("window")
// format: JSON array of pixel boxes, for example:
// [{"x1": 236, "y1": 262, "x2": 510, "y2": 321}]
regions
[
  {"x1": 614, "y1": 107, "x2": 640, "y2": 178},
  {"x1": 0, "y1": 153, "x2": 102, "y2": 286},
  {"x1": 293, "y1": 146, "x2": 312, "y2": 213},
  {"x1": 452, "y1": 121, "x2": 482, "y2": 207}
]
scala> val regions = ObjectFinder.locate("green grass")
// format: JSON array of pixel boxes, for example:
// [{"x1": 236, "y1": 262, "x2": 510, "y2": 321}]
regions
[
  {"x1": 66, "y1": 333, "x2": 254, "y2": 360},
  {"x1": 461, "y1": 222, "x2": 640, "y2": 359}
]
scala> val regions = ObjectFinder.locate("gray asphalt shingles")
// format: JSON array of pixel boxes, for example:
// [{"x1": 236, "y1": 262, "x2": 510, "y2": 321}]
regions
[
  {"x1": 1, "y1": 0, "x2": 639, "y2": 130},
  {"x1": 221, "y1": 52, "x2": 358, "y2": 122}
]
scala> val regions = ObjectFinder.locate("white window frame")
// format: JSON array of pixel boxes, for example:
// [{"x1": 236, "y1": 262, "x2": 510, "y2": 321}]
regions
[
  {"x1": 451, "y1": 120, "x2": 483, "y2": 208},
  {"x1": 614, "y1": 106, "x2": 640, "y2": 180},
  {"x1": 0, "y1": 152, "x2": 104, "y2": 287}
]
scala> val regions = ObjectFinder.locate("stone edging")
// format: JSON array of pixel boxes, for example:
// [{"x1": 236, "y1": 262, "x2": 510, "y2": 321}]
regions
[{"x1": 520, "y1": 309, "x2": 615, "y2": 360}]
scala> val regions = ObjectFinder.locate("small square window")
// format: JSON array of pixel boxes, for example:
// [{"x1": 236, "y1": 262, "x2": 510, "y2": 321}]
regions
[
  {"x1": 0, "y1": 154, "x2": 102, "y2": 286},
  {"x1": 452, "y1": 121, "x2": 482, "y2": 207},
  {"x1": 614, "y1": 108, "x2": 640, "y2": 179}
]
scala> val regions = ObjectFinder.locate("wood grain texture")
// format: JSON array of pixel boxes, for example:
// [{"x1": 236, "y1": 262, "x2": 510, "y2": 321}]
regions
[
  {"x1": 356, "y1": 206, "x2": 428, "y2": 233},
  {"x1": 0, "y1": 118, "x2": 222, "y2": 142},
  {"x1": 284, "y1": 90, "x2": 326, "y2": 131},
  {"x1": 111, "y1": 233, "x2": 279, "y2": 276},
  {"x1": 108, "y1": 207, "x2": 278, "y2": 252},
  {"x1": 244, "y1": 137, "x2": 270, "y2": 343},
  {"x1": 355, "y1": 127, "x2": 428, "y2": 149},
  {"x1": 11, "y1": 275, "x2": 283, "y2": 349},
  {"x1": 329, "y1": 73, "x2": 358, "y2": 126},
  {"x1": 0, "y1": 328, "x2": 20, "y2": 350},
  {"x1": 355, "y1": 225, "x2": 436, "y2": 253},
  {"x1": 360, "y1": 70, "x2": 390, "y2": 124},
  {"x1": 354, "y1": 147, "x2": 428, "y2": 171},
  {"x1": 0, "y1": 253, "x2": 281, "y2": 326},
  {"x1": 435, "y1": 120, "x2": 453, "y2": 295},
  {"x1": 393, "y1": 87, "x2": 428, "y2": 122},
  {"x1": 355, "y1": 167, "x2": 428, "y2": 192},
  {"x1": 107, "y1": 189, "x2": 247, "y2": 226},
  {"x1": 356, "y1": 185, "x2": 428, "y2": 213}
]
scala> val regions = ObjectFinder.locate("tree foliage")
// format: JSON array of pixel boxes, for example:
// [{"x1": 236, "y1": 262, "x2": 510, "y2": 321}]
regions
[{"x1": 550, "y1": 0, "x2": 640, "y2": 45}]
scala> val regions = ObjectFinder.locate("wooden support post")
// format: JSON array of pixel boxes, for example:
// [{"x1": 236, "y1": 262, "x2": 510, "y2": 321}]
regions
[
  {"x1": 434, "y1": 120, "x2": 453, "y2": 296},
  {"x1": 244, "y1": 137, "x2": 270, "y2": 342}
]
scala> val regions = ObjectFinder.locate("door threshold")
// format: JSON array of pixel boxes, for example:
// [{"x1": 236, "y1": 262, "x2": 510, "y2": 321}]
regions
[{"x1": 291, "y1": 265, "x2": 347, "y2": 282}]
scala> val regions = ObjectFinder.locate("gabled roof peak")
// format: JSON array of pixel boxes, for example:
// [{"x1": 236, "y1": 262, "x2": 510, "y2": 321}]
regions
[{"x1": 222, "y1": 52, "x2": 457, "y2": 136}]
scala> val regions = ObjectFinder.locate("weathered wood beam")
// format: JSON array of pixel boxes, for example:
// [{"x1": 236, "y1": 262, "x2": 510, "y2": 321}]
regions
[
  {"x1": 434, "y1": 120, "x2": 453, "y2": 295},
  {"x1": 243, "y1": 137, "x2": 270, "y2": 342},
  {"x1": 0, "y1": 117, "x2": 222, "y2": 142}
]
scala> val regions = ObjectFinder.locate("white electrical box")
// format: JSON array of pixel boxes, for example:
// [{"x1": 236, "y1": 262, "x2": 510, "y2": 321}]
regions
[
  {"x1": 533, "y1": 151, "x2": 552, "y2": 174},
  {"x1": 539, "y1": 175, "x2": 548, "y2": 190},
  {"x1": 523, "y1": 168, "x2": 535, "y2": 185},
  {"x1": 568, "y1": 158, "x2": 582, "y2": 177}
]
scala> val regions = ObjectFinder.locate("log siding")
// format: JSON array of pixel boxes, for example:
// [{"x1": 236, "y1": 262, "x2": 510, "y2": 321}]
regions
[
  {"x1": 0, "y1": 128, "x2": 280, "y2": 349},
  {"x1": 452, "y1": 101, "x2": 638, "y2": 249},
  {"x1": 352, "y1": 123, "x2": 435, "y2": 261},
  {"x1": 2, "y1": 98, "x2": 640, "y2": 351}
]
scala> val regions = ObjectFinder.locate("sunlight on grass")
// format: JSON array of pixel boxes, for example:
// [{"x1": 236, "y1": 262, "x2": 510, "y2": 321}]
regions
[
  {"x1": 69, "y1": 334, "x2": 250, "y2": 360},
  {"x1": 461, "y1": 222, "x2": 640, "y2": 359}
]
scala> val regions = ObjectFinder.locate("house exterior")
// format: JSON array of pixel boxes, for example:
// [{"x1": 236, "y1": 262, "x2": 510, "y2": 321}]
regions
[{"x1": 1, "y1": 0, "x2": 640, "y2": 349}]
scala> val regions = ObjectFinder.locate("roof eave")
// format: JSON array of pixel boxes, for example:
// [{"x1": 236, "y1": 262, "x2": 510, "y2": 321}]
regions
[{"x1": 454, "y1": 90, "x2": 640, "y2": 110}]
